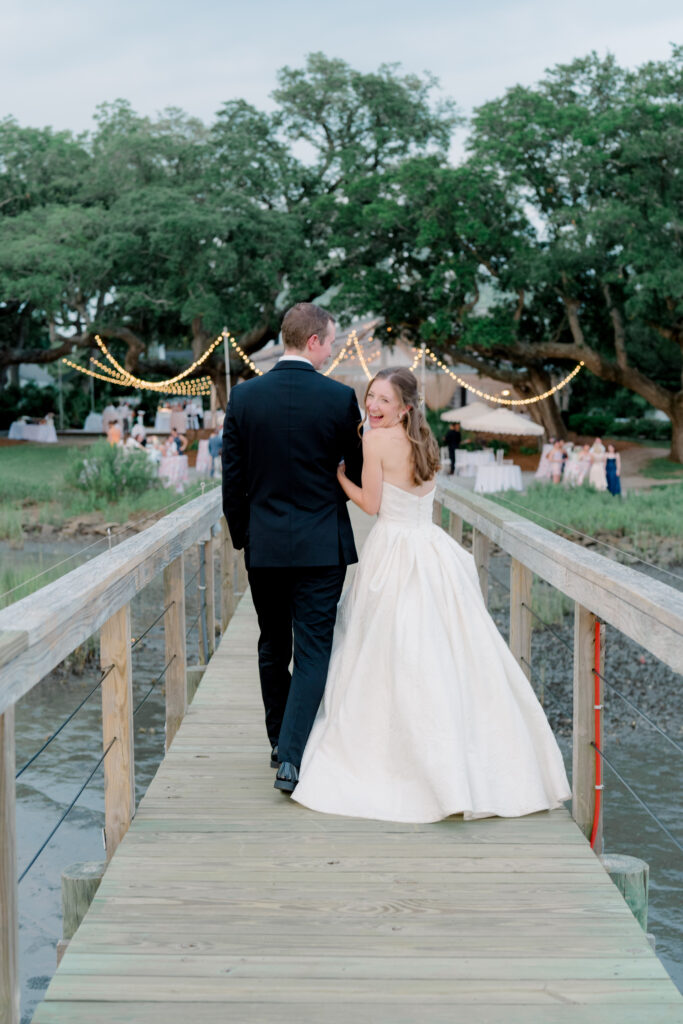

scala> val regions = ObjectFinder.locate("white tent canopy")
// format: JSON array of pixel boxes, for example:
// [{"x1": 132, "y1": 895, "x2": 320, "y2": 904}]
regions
[
  {"x1": 441, "y1": 402, "x2": 491, "y2": 426},
  {"x1": 464, "y1": 406, "x2": 544, "y2": 436}
]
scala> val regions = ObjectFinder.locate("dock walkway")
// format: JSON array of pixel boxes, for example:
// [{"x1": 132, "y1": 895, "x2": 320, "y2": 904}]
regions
[{"x1": 32, "y1": 512, "x2": 683, "y2": 1023}]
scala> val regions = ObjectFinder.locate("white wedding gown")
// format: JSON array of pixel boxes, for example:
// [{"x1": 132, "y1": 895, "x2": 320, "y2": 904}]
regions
[{"x1": 293, "y1": 481, "x2": 571, "y2": 823}]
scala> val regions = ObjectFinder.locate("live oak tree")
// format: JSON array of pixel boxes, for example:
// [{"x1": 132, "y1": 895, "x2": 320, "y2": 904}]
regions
[
  {"x1": 466, "y1": 49, "x2": 683, "y2": 458},
  {"x1": 0, "y1": 57, "x2": 453, "y2": 406}
]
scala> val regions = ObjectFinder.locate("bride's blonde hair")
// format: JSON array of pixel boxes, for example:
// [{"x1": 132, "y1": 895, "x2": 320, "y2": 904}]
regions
[{"x1": 362, "y1": 368, "x2": 441, "y2": 486}]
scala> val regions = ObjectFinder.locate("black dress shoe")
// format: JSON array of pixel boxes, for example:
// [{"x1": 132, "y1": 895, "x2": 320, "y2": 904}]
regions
[
  {"x1": 270, "y1": 745, "x2": 280, "y2": 769},
  {"x1": 274, "y1": 761, "x2": 299, "y2": 792}
]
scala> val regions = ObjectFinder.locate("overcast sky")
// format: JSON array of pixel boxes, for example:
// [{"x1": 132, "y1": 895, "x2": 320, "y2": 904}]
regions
[{"x1": 2, "y1": 0, "x2": 681, "y2": 145}]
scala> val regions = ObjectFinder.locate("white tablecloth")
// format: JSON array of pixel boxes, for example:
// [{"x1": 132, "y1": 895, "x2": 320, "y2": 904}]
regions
[
  {"x1": 8, "y1": 421, "x2": 58, "y2": 443},
  {"x1": 195, "y1": 439, "x2": 212, "y2": 476},
  {"x1": 159, "y1": 454, "x2": 189, "y2": 491},
  {"x1": 154, "y1": 411, "x2": 172, "y2": 432},
  {"x1": 474, "y1": 464, "x2": 523, "y2": 494},
  {"x1": 455, "y1": 449, "x2": 495, "y2": 477},
  {"x1": 83, "y1": 412, "x2": 104, "y2": 433}
]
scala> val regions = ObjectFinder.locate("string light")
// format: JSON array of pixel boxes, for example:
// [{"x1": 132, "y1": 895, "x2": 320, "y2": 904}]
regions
[
  {"x1": 95, "y1": 333, "x2": 224, "y2": 390},
  {"x1": 417, "y1": 346, "x2": 584, "y2": 406},
  {"x1": 62, "y1": 358, "x2": 212, "y2": 397},
  {"x1": 352, "y1": 331, "x2": 373, "y2": 380},
  {"x1": 323, "y1": 334, "x2": 357, "y2": 376}
]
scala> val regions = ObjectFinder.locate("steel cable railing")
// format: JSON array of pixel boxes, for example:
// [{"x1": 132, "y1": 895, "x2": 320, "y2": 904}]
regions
[
  {"x1": 18, "y1": 737, "x2": 117, "y2": 883},
  {"x1": 487, "y1": 563, "x2": 683, "y2": 858}
]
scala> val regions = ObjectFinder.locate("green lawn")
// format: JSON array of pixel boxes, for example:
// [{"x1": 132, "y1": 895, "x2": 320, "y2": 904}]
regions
[
  {"x1": 641, "y1": 456, "x2": 683, "y2": 480},
  {"x1": 0, "y1": 441, "x2": 216, "y2": 560}
]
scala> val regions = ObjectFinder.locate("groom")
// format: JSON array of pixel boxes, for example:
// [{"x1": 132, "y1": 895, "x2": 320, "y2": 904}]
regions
[{"x1": 221, "y1": 302, "x2": 363, "y2": 791}]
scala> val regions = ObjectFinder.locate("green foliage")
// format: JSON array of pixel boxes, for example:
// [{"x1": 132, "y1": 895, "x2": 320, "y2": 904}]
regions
[
  {"x1": 568, "y1": 411, "x2": 671, "y2": 441},
  {"x1": 67, "y1": 440, "x2": 160, "y2": 502}
]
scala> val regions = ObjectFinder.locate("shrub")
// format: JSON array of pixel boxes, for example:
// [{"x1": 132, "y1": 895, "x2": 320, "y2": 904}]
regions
[{"x1": 67, "y1": 441, "x2": 160, "y2": 502}]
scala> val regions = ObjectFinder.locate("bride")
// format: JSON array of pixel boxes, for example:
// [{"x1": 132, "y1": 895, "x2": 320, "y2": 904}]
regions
[{"x1": 292, "y1": 367, "x2": 571, "y2": 823}]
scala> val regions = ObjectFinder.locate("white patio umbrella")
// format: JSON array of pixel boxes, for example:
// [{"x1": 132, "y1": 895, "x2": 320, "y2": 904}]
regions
[
  {"x1": 466, "y1": 406, "x2": 545, "y2": 436},
  {"x1": 440, "y1": 402, "x2": 492, "y2": 426}
]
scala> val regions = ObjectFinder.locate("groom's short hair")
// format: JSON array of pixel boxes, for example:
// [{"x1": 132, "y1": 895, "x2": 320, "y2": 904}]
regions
[{"x1": 281, "y1": 302, "x2": 334, "y2": 351}]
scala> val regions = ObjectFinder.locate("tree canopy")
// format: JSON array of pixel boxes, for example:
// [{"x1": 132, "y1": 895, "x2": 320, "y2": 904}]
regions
[{"x1": 0, "y1": 48, "x2": 681, "y2": 455}]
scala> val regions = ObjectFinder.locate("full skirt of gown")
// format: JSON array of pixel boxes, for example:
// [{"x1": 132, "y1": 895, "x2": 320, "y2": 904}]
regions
[{"x1": 292, "y1": 482, "x2": 571, "y2": 823}]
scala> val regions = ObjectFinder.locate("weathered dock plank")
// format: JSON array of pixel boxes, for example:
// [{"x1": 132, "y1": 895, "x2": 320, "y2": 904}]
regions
[{"x1": 31, "y1": 508, "x2": 683, "y2": 1023}]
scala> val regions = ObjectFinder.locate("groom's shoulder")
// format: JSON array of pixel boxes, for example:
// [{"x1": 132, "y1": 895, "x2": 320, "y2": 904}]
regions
[{"x1": 315, "y1": 374, "x2": 357, "y2": 403}]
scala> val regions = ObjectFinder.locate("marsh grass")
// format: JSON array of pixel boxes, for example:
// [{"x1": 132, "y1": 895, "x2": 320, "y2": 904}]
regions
[
  {"x1": 491, "y1": 483, "x2": 683, "y2": 564},
  {"x1": 0, "y1": 505, "x2": 24, "y2": 543}
]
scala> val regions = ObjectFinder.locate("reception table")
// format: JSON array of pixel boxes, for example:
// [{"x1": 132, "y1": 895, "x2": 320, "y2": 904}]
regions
[
  {"x1": 474, "y1": 463, "x2": 523, "y2": 494},
  {"x1": 8, "y1": 421, "x2": 58, "y2": 443},
  {"x1": 159, "y1": 454, "x2": 189, "y2": 491},
  {"x1": 83, "y1": 412, "x2": 104, "y2": 433},
  {"x1": 455, "y1": 449, "x2": 495, "y2": 477},
  {"x1": 154, "y1": 410, "x2": 172, "y2": 432}
]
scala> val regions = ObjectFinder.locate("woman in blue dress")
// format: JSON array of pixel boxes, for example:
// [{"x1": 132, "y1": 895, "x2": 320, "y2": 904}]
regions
[{"x1": 605, "y1": 443, "x2": 622, "y2": 496}]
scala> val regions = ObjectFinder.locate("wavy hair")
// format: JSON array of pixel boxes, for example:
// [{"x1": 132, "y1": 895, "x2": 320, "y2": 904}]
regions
[{"x1": 363, "y1": 368, "x2": 441, "y2": 485}]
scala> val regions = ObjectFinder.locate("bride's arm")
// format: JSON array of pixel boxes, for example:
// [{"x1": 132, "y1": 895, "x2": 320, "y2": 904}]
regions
[{"x1": 337, "y1": 431, "x2": 383, "y2": 514}]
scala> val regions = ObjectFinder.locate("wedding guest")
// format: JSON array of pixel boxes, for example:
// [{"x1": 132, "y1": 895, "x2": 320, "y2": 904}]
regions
[
  {"x1": 545, "y1": 440, "x2": 565, "y2": 484},
  {"x1": 208, "y1": 425, "x2": 222, "y2": 477},
  {"x1": 588, "y1": 438, "x2": 608, "y2": 491},
  {"x1": 107, "y1": 420, "x2": 122, "y2": 446},
  {"x1": 534, "y1": 437, "x2": 555, "y2": 481},
  {"x1": 576, "y1": 443, "x2": 592, "y2": 485},
  {"x1": 605, "y1": 444, "x2": 622, "y2": 497},
  {"x1": 131, "y1": 412, "x2": 147, "y2": 446},
  {"x1": 168, "y1": 426, "x2": 188, "y2": 454},
  {"x1": 443, "y1": 422, "x2": 461, "y2": 475}
]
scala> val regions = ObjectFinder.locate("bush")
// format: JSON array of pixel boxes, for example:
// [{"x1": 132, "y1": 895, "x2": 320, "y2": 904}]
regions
[
  {"x1": 569, "y1": 411, "x2": 671, "y2": 442},
  {"x1": 67, "y1": 441, "x2": 160, "y2": 502}
]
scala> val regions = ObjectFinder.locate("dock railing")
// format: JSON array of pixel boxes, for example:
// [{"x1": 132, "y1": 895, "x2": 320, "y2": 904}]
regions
[
  {"x1": 0, "y1": 487, "x2": 233, "y2": 1024},
  {"x1": 1, "y1": 480, "x2": 682, "y2": 1022},
  {"x1": 433, "y1": 479, "x2": 683, "y2": 855}
]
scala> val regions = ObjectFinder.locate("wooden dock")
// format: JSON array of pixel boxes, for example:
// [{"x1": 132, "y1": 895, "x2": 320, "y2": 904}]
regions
[{"x1": 30, "y1": 509, "x2": 683, "y2": 1023}]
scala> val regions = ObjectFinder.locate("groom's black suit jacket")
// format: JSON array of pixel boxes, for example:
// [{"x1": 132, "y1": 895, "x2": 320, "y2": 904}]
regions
[{"x1": 221, "y1": 360, "x2": 363, "y2": 568}]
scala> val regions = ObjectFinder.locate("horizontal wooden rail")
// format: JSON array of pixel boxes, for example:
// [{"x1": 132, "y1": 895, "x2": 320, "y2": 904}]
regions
[
  {"x1": 0, "y1": 489, "x2": 222, "y2": 716},
  {"x1": 435, "y1": 481, "x2": 683, "y2": 675}
]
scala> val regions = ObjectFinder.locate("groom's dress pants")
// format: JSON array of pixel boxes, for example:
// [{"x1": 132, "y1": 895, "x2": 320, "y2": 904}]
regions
[{"x1": 248, "y1": 565, "x2": 346, "y2": 768}]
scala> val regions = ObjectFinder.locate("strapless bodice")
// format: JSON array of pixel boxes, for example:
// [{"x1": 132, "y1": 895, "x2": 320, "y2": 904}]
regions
[{"x1": 377, "y1": 481, "x2": 435, "y2": 529}]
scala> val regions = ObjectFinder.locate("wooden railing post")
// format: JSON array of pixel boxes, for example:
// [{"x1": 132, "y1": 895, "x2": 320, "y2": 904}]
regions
[
  {"x1": 448, "y1": 512, "x2": 463, "y2": 546},
  {"x1": 220, "y1": 519, "x2": 235, "y2": 632},
  {"x1": 472, "y1": 529, "x2": 490, "y2": 608},
  {"x1": 163, "y1": 556, "x2": 187, "y2": 751},
  {"x1": 509, "y1": 559, "x2": 532, "y2": 680},
  {"x1": 204, "y1": 536, "x2": 216, "y2": 659},
  {"x1": 432, "y1": 499, "x2": 442, "y2": 527},
  {"x1": 100, "y1": 605, "x2": 135, "y2": 861},
  {"x1": 0, "y1": 708, "x2": 19, "y2": 1024},
  {"x1": 573, "y1": 603, "x2": 604, "y2": 851}
]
